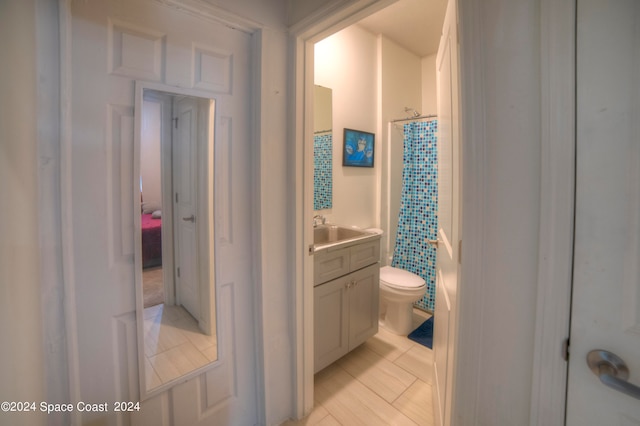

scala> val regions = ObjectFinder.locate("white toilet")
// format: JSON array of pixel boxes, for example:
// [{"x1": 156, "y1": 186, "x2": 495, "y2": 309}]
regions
[
  {"x1": 364, "y1": 228, "x2": 427, "y2": 335},
  {"x1": 379, "y1": 266, "x2": 426, "y2": 335}
]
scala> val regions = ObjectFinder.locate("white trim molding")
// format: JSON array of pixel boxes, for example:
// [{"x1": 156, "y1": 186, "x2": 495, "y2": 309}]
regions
[
  {"x1": 58, "y1": 2, "x2": 83, "y2": 424},
  {"x1": 452, "y1": 0, "x2": 487, "y2": 422},
  {"x1": 454, "y1": 0, "x2": 576, "y2": 424},
  {"x1": 153, "y1": 0, "x2": 264, "y2": 33},
  {"x1": 530, "y1": 0, "x2": 575, "y2": 424},
  {"x1": 290, "y1": 0, "x2": 399, "y2": 418}
]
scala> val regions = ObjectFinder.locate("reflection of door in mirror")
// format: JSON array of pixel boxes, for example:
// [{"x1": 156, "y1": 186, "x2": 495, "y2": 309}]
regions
[
  {"x1": 173, "y1": 96, "x2": 199, "y2": 321},
  {"x1": 314, "y1": 85, "x2": 333, "y2": 211},
  {"x1": 139, "y1": 89, "x2": 217, "y2": 395}
]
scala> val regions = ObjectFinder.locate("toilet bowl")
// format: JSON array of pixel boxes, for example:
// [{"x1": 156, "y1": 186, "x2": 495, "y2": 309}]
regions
[{"x1": 378, "y1": 265, "x2": 426, "y2": 335}]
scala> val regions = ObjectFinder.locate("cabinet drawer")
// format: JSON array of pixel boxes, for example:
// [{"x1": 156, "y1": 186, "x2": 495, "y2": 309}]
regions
[
  {"x1": 314, "y1": 247, "x2": 350, "y2": 285},
  {"x1": 350, "y1": 241, "x2": 380, "y2": 271}
]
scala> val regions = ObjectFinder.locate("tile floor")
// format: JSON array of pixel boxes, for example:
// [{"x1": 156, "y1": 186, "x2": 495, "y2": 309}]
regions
[
  {"x1": 284, "y1": 309, "x2": 434, "y2": 426},
  {"x1": 142, "y1": 303, "x2": 218, "y2": 391},
  {"x1": 142, "y1": 266, "x2": 164, "y2": 308}
]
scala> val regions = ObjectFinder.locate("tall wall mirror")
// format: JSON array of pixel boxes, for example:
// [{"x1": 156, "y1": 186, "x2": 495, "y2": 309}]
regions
[
  {"x1": 314, "y1": 85, "x2": 333, "y2": 210},
  {"x1": 134, "y1": 82, "x2": 218, "y2": 398}
]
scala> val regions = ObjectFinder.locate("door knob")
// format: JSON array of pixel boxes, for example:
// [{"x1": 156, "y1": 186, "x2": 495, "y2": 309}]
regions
[
  {"x1": 182, "y1": 215, "x2": 195, "y2": 223},
  {"x1": 587, "y1": 349, "x2": 640, "y2": 400}
]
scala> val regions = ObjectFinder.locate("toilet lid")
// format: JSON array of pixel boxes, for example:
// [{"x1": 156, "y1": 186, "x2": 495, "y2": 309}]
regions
[{"x1": 380, "y1": 266, "x2": 425, "y2": 289}]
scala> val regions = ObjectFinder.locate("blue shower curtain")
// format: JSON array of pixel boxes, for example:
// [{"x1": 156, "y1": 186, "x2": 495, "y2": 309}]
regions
[{"x1": 392, "y1": 120, "x2": 438, "y2": 312}]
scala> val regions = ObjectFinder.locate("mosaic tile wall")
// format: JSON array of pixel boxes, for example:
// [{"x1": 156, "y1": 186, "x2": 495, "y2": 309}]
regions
[
  {"x1": 392, "y1": 120, "x2": 438, "y2": 312},
  {"x1": 314, "y1": 133, "x2": 333, "y2": 210}
]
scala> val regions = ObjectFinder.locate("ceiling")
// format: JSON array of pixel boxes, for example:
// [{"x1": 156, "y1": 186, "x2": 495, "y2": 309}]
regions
[{"x1": 357, "y1": 0, "x2": 447, "y2": 57}]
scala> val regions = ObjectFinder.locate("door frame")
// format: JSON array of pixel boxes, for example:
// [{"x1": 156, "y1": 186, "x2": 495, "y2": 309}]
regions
[
  {"x1": 289, "y1": 0, "x2": 399, "y2": 416},
  {"x1": 441, "y1": 0, "x2": 576, "y2": 423},
  {"x1": 527, "y1": 1, "x2": 575, "y2": 424},
  {"x1": 291, "y1": 0, "x2": 576, "y2": 423}
]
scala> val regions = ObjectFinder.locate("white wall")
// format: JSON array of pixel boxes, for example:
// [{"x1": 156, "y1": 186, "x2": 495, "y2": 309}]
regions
[
  {"x1": 141, "y1": 100, "x2": 163, "y2": 212},
  {"x1": 313, "y1": 27, "x2": 438, "y2": 266},
  {"x1": 287, "y1": 0, "x2": 385, "y2": 28},
  {"x1": 314, "y1": 25, "x2": 379, "y2": 228},
  {"x1": 0, "y1": 1, "x2": 46, "y2": 425},
  {"x1": 287, "y1": 0, "x2": 333, "y2": 26},
  {"x1": 379, "y1": 36, "x2": 422, "y2": 264},
  {"x1": 422, "y1": 54, "x2": 437, "y2": 116},
  {"x1": 313, "y1": 26, "x2": 431, "y2": 247}
]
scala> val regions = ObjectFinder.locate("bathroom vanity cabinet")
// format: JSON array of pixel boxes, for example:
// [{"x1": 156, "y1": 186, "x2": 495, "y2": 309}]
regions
[{"x1": 314, "y1": 240, "x2": 380, "y2": 373}]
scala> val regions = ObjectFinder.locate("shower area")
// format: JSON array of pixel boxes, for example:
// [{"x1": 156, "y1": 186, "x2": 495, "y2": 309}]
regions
[{"x1": 384, "y1": 110, "x2": 438, "y2": 312}]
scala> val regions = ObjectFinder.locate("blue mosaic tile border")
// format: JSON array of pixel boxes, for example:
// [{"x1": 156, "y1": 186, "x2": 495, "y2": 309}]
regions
[
  {"x1": 391, "y1": 120, "x2": 438, "y2": 312},
  {"x1": 314, "y1": 133, "x2": 333, "y2": 210}
]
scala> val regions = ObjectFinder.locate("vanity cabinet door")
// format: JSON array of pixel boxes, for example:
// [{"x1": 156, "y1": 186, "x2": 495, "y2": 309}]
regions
[
  {"x1": 314, "y1": 277, "x2": 349, "y2": 373},
  {"x1": 348, "y1": 263, "x2": 380, "y2": 350}
]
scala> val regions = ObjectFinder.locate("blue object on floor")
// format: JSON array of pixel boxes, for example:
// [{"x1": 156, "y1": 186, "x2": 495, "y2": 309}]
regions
[{"x1": 407, "y1": 317, "x2": 433, "y2": 349}]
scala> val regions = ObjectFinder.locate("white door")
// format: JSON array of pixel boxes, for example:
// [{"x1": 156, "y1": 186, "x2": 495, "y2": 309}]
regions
[
  {"x1": 173, "y1": 96, "x2": 200, "y2": 320},
  {"x1": 68, "y1": 1, "x2": 258, "y2": 424},
  {"x1": 566, "y1": 0, "x2": 640, "y2": 424},
  {"x1": 433, "y1": 1, "x2": 461, "y2": 425}
]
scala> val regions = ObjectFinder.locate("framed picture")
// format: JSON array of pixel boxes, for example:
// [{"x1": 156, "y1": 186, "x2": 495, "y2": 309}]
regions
[{"x1": 342, "y1": 128, "x2": 375, "y2": 168}]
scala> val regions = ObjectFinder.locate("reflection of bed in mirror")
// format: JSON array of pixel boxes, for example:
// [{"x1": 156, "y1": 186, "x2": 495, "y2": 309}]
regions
[{"x1": 141, "y1": 212, "x2": 162, "y2": 268}]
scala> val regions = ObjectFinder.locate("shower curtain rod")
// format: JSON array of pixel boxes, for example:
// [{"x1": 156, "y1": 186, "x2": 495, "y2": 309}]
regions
[{"x1": 390, "y1": 114, "x2": 437, "y2": 123}]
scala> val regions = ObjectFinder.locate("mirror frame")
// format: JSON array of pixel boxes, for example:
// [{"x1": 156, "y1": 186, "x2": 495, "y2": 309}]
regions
[{"x1": 133, "y1": 80, "x2": 218, "y2": 400}]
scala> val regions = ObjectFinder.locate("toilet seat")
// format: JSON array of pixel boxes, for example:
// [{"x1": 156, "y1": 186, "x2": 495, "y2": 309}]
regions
[{"x1": 380, "y1": 266, "x2": 425, "y2": 290}]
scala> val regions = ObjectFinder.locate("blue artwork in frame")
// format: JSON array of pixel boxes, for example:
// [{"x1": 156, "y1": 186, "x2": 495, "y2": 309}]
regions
[{"x1": 343, "y1": 128, "x2": 375, "y2": 168}]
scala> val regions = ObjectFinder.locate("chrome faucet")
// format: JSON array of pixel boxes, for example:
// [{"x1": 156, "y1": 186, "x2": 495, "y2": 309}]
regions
[{"x1": 313, "y1": 215, "x2": 326, "y2": 227}]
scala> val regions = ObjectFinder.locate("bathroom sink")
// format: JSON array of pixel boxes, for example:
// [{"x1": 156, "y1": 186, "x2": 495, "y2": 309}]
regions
[
  {"x1": 314, "y1": 225, "x2": 365, "y2": 244},
  {"x1": 313, "y1": 225, "x2": 379, "y2": 251}
]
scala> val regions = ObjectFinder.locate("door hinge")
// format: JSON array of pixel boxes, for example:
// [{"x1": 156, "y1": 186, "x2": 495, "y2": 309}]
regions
[
  {"x1": 562, "y1": 337, "x2": 570, "y2": 361},
  {"x1": 458, "y1": 239, "x2": 462, "y2": 263},
  {"x1": 175, "y1": 192, "x2": 179, "y2": 203},
  {"x1": 173, "y1": 117, "x2": 178, "y2": 128},
  {"x1": 177, "y1": 267, "x2": 181, "y2": 278}
]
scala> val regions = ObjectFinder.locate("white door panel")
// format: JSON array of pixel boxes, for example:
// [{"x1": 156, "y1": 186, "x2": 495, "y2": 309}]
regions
[
  {"x1": 434, "y1": 1, "x2": 461, "y2": 426},
  {"x1": 567, "y1": 0, "x2": 640, "y2": 423},
  {"x1": 68, "y1": 1, "x2": 257, "y2": 424}
]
